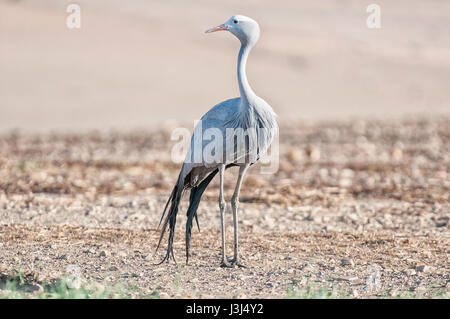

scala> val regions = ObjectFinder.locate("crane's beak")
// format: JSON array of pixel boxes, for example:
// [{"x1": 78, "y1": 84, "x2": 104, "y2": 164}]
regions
[{"x1": 205, "y1": 24, "x2": 228, "y2": 33}]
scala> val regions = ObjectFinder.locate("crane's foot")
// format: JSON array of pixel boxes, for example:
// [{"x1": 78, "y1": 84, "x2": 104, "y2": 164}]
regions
[
  {"x1": 227, "y1": 257, "x2": 247, "y2": 268},
  {"x1": 220, "y1": 261, "x2": 233, "y2": 268}
]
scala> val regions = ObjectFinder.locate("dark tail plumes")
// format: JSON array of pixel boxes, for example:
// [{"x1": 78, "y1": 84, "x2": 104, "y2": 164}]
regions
[
  {"x1": 185, "y1": 169, "x2": 218, "y2": 264},
  {"x1": 157, "y1": 166, "x2": 229, "y2": 264},
  {"x1": 156, "y1": 176, "x2": 184, "y2": 264}
]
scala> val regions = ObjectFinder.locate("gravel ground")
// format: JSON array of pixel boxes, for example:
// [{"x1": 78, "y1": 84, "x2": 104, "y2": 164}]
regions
[{"x1": 0, "y1": 116, "x2": 449, "y2": 298}]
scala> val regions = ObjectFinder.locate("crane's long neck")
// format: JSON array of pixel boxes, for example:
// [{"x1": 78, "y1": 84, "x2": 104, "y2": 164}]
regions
[{"x1": 237, "y1": 43, "x2": 257, "y2": 106}]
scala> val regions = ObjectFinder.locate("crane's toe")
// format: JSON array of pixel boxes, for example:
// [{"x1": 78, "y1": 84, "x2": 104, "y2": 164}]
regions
[{"x1": 227, "y1": 257, "x2": 247, "y2": 268}]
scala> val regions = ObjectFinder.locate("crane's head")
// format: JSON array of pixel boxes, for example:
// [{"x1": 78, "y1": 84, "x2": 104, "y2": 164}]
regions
[{"x1": 205, "y1": 15, "x2": 260, "y2": 46}]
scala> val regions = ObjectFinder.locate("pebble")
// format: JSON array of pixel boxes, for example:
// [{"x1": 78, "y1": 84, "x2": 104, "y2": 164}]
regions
[
  {"x1": 25, "y1": 284, "x2": 44, "y2": 293},
  {"x1": 99, "y1": 250, "x2": 110, "y2": 257},
  {"x1": 435, "y1": 220, "x2": 448, "y2": 228},
  {"x1": 339, "y1": 178, "x2": 353, "y2": 188},
  {"x1": 287, "y1": 149, "x2": 303, "y2": 162},
  {"x1": 341, "y1": 258, "x2": 354, "y2": 266},
  {"x1": 402, "y1": 269, "x2": 416, "y2": 276},
  {"x1": 92, "y1": 282, "x2": 105, "y2": 291},
  {"x1": 66, "y1": 278, "x2": 81, "y2": 289},
  {"x1": 390, "y1": 289, "x2": 400, "y2": 297},
  {"x1": 415, "y1": 265, "x2": 433, "y2": 273},
  {"x1": 117, "y1": 251, "x2": 128, "y2": 258},
  {"x1": 310, "y1": 148, "x2": 321, "y2": 161}
]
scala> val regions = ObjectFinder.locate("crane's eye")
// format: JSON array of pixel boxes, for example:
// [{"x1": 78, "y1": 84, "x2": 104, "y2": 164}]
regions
[{"x1": 233, "y1": 19, "x2": 238, "y2": 24}]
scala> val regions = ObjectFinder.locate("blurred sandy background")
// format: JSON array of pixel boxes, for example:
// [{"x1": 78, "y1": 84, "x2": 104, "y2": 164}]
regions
[{"x1": 1, "y1": 0, "x2": 449, "y2": 132}]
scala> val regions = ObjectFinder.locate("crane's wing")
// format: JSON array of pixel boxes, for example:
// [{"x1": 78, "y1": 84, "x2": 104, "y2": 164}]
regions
[{"x1": 180, "y1": 97, "x2": 277, "y2": 186}]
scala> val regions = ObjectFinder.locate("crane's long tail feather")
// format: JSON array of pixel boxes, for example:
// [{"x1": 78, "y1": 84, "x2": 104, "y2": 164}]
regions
[
  {"x1": 156, "y1": 179, "x2": 183, "y2": 264},
  {"x1": 185, "y1": 169, "x2": 219, "y2": 264},
  {"x1": 157, "y1": 164, "x2": 236, "y2": 265}
]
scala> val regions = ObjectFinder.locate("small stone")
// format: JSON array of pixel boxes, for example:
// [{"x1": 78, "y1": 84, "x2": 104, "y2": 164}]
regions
[
  {"x1": 406, "y1": 258, "x2": 418, "y2": 265},
  {"x1": 287, "y1": 149, "x2": 303, "y2": 162},
  {"x1": 92, "y1": 282, "x2": 105, "y2": 291},
  {"x1": 66, "y1": 277, "x2": 81, "y2": 289},
  {"x1": 341, "y1": 258, "x2": 354, "y2": 266},
  {"x1": 435, "y1": 221, "x2": 448, "y2": 227},
  {"x1": 99, "y1": 250, "x2": 109, "y2": 257},
  {"x1": 415, "y1": 265, "x2": 425, "y2": 272},
  {"x1": 392, "y1": 148, "x2": 403, "y2": 160},
  {"x1": 339, "y1": 178, "x2": 353, "y2": 188},
  {"x1": 415, "y1": 265, "x2": 433, "y2": 273},
  {"x1": 402, "y1": 269, "x2": 416, "y2": 276},
  {"x1": 117, "y1": 251, "x2": 127, "y2": 258},
  {"x1": 337, "y1": 276, "x2": 358, "y2": 282},
  {"x1": 26, "y1": 284, "x2": 44, "y2": 293},
  {"x1": 310, "y1": 148, "x2": 321, "y2": 161},
  {"x1": 390, "y1": 289, "x2": 400, "y2": 297},
  {"x1": 313, "y1": 216, "x2": 322, "y2": 223},
  {"x1": 348, "y1": 276, "x2": 359, "y2": 283}
]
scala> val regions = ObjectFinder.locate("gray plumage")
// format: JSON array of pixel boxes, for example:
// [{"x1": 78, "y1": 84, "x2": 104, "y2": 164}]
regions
[{"x1": 157, "y1": 15, "x2": 278, "y2": 267}]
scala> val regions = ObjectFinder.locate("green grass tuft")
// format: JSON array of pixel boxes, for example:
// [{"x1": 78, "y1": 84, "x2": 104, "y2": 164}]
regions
[{"x1": 0, "y1": 276, "x2": 160, "y2": 299}]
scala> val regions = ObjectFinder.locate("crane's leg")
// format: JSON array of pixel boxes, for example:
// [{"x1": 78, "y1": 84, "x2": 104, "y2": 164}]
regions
[
  {"x1": 230, "y1": 164, "x2": 249, "y2": 267},
  {"x1": 218, "y1": 164, "x2": 230, "y2": 267}
]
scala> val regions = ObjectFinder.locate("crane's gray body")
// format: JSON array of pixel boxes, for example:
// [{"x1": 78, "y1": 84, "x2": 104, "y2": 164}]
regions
[{"x1": 182, "y1": 95, "x2": 277, "y2": 188}]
